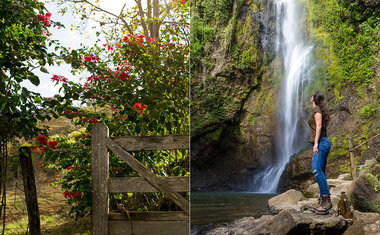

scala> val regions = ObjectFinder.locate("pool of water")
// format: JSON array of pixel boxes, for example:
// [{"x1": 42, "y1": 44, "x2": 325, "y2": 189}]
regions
[{"x1": 191, "y1": 192, "x2": 278, "y2": 225}]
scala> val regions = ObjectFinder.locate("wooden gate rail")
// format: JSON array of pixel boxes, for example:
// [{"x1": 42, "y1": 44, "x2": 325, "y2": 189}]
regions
[{"x1": 92, "y1": 123, "x2": 189, "y2": 235}]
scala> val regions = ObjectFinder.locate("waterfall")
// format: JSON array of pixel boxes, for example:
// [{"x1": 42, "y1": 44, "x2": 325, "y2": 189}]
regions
[{"x1": 251, "y1": 0, "x2": 314, "y2": 192}]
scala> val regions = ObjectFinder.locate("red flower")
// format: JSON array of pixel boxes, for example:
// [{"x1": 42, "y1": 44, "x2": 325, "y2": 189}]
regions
[
  {"x1": 43, "y1": 20, "x2": 50, "y2": 27},
  {"x1": 133, "y1": 103, "x2": 147, "y2": 112},
  {"x1": 65, "y1": 110, "x2": 74, "y2": 115},
  {"x1": 63, "y1": 191, "x2": 82, "y2": 198},
  {"x1": 80, "y1": 118, "x2": 88, "y2": 122},
  {"x1": 36, "y1": 14, "x2": 45, "y2": 21},
  {"x1": 48, "y1": 141, "x2": 58, "y2": 150},
  {"x1": 37, "y1": 161, "x2": 43, "y2": 165},
  {"x1": 86, "y1": 74, "x2": 103, "y2": 83},
  {"x1": 88, "y1": 117, "x2": 98, "y2": 124},
  {"x1": 110, "y1": 168, "x2": 116, "y2": 173},
  {"x1": 83, "y1": 54, "x2": 100, "y2": 63},
  {"x1": 39, "y1": 147, "x2": 45, "y2": 152},
  {"x1": 55, "y1": 175, "x2": 60, "y2": 177},
  {"x1": 37, "y1": 13, "x2": 51, "y2": 27},
  {"x1": 36, "y1": 135, "x2": 48, "y2": 145},
  {"x1": 51, "y1": 74, "x2": 68, "y2": 83}
]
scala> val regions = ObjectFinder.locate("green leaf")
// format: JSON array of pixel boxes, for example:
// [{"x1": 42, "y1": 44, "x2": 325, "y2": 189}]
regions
[
  {"x1": 34, "y1": 96, "x2": 42, "y2": 103},
  {"x1": 40, "y1": 66, "x2": 49, "y2": 73},
  {"x1": 28, "y1": 75, "x2": 40, "y2": 86}
]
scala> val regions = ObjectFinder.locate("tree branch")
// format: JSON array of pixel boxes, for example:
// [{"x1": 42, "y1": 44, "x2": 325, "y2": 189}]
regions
[
  {"x1": 70, "y1": 0, "x2": 134, "y2": 34},
  {"x1": 134, "y1": 0, "x2": 150, "y2": 39}
]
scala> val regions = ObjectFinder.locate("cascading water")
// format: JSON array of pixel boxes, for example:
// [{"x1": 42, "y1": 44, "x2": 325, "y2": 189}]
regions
[{"x1": 251, "y1": 0, "x2": 315, "y2": 192}]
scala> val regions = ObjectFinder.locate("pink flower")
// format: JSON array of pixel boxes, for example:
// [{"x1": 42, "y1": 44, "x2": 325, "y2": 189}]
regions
[{"x1": 43, "y1": 20, "x2": 50, "y2": 27}]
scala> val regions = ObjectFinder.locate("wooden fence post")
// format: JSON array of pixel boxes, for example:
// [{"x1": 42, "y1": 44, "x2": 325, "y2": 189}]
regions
[
  {"x1": 348, "y1": 138, "x2": 357, "y2": 180},
  {"x1": 19, "y1": 147, "x2": 41, "y2": 235},
  {"x1": 92, "y1": 123, "x2": 109, "y2": 234}
]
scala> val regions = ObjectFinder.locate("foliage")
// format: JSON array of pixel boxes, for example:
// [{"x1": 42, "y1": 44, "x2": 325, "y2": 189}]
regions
[
  {"x1": 307, "y1": 0, "x2": 379, "y2": 85},
  {"x1": 359, "y1": 104, "x2": 378, "y2": 118},
  {"x1": 190, "y1": 0, "x2": 235, "y2": 73},
  {"x1": 0, "y1": 0, "x2": 63, "y2": 141},
  {"x1": 34, "y1": 0, "x2": 190, "y2": 217},
  {"x1": 364, "y1": 173, "x2": 379, "y2": 192}
]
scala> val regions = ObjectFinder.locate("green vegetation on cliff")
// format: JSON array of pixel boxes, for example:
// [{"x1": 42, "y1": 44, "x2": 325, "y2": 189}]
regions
[{"x1": 307, "y1": 0, "x2": 379, "y2": 85}]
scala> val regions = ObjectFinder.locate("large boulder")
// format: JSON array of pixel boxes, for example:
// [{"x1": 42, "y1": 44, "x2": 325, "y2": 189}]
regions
[
  {"x1": 304, "y1": 179, "x2": 352, "y2": 198},
  {"x1": 268, "y1": 189, "x2": 306, "y2": 214},
  {"x1": 346, "y1": 172, "x2": 380, "y2": 213},
  {"x1": 343, "y1": 210, "x2": 380, "y2": 235},
  {"x1": 202, "y1": 210, "x2": 348, "y2": 235},
  {"x1": 278, "y1": 148, "x2": 314, "y2": 192}
]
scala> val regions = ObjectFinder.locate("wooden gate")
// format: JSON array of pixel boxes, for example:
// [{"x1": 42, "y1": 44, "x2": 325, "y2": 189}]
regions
[{"x1": 91, "y1": 123, "x2": 189, "y2": 235}]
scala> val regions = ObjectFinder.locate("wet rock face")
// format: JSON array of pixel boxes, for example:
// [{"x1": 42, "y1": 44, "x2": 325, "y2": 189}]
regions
[
  {"x1": 278, "y1": 147, "x2": 314, "y2": 192},
  {"x1": 191, "y1": 0, "x2": 278, "y2": 191}
]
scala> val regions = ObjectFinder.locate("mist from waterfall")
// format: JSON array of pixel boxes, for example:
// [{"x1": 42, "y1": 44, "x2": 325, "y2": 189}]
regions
[{"x1": 251, "y1": 0, "x2": 315, "y2": 193}]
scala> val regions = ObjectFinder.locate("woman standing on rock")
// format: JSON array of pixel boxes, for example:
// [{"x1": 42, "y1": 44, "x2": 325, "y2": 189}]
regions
[{"x1": 308, "y1": 92, "x2": 332, "y2": 215}]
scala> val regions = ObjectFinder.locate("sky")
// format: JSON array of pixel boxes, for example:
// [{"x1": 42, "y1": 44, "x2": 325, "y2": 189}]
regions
[{"x1": 21, "y1": 0, "x2": 135, "y2": 98}]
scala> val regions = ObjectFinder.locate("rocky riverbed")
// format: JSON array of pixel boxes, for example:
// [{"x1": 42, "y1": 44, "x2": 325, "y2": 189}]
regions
[{"x1": 191, "y1": 160, "x2": 380, "y2": 235}]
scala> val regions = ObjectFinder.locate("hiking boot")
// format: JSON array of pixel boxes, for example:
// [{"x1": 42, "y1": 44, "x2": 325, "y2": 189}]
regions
[
  {"x1": 310, "y1": 196, "x2": 322, "y2": 212},
  {"x1": 315, "y1": 194, "x2": 332, "y2": 215}
]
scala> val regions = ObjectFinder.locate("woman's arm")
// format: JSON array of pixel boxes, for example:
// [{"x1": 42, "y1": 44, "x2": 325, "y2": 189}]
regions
[{"x1": 313, "y1": 112, "x2": 322, "y2": 154}]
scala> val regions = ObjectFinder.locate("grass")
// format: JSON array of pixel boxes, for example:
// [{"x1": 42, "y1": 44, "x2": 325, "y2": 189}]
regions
[
  {"x1": 0, "y1": 160, "x2": 91, "y2": 234},
  {"x1": 1, "y1": 215, "x2": 91, "y2": 235}
]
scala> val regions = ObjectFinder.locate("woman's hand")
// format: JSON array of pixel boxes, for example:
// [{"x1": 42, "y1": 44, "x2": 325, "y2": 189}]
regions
[{"x1": 313, "y1": 143, "x2": 319, "y2": 154}]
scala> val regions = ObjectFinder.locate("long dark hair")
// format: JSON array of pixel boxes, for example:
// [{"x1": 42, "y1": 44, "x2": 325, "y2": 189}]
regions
[{"x1": 313, "y1": 92, "x2": 330, "y2": 127}]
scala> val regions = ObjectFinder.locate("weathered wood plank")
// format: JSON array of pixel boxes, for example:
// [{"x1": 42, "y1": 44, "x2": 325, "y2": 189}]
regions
[
  {"x1": 92, "y1": 123, "x2": 109, "y2": 235},
  {"x1": 108, "y1": 211, "x2": 188, "y2": 221},
  {"x1": 109, "y1": 220, "x2": 189, "y2": 235},
  {"x1": 112, "y1": 135, "x2": 189, "y2": 151},
  {"x1": 108, "y1": 176, "x2": 189, "y2": 193},
  {"x1": 105, "y1": 137, "x2": 189, "y2": 214}
]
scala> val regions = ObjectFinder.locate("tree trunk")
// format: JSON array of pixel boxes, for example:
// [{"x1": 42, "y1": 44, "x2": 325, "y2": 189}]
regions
[
  {"x1": 153, "y1": 0, "x2": 160, "y2": 38},
  {"x1": 19, "y1": 147, "x2": 41, "y2": 235}
]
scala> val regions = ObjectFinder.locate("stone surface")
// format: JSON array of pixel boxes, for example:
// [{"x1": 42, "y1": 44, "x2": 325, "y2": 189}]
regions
[
  {"x1": 278, "y1": 148, "x2": 314, "y2": 192},
  {"x1": 268, "y1": 189, "x2": 305, "y2": 211},
  {"x1": 343, "y1": 210, "x2": 380, "y2": 235},
  {"x1": 330, "y1": 181, "x2": 353, "y2": 196},
  {"x1": 337, "y1": 173, "x2": 352, "y2": 180},
  {"x1": 304, "y1": 179, "x2": 353, "y2": 199},
  {"x1": 346, "y1": 172, "x2": 380, "y2": 213},
  {"x1": 197, "y1": 210, "x2": 348, "y2": 235},
  {"x1": 191, "y1": 0, "x2": 279, "y2": 191}
]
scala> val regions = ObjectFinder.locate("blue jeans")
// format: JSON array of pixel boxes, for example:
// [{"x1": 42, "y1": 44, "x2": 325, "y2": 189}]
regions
[{"x1": 311, "y1": 136, "x2": 331, "y2": 196}]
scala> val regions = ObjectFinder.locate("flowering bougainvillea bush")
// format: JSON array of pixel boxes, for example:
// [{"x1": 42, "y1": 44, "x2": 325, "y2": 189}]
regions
[{"x1": 33, "y1": 0, "x2": 190, "y2": 217}]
